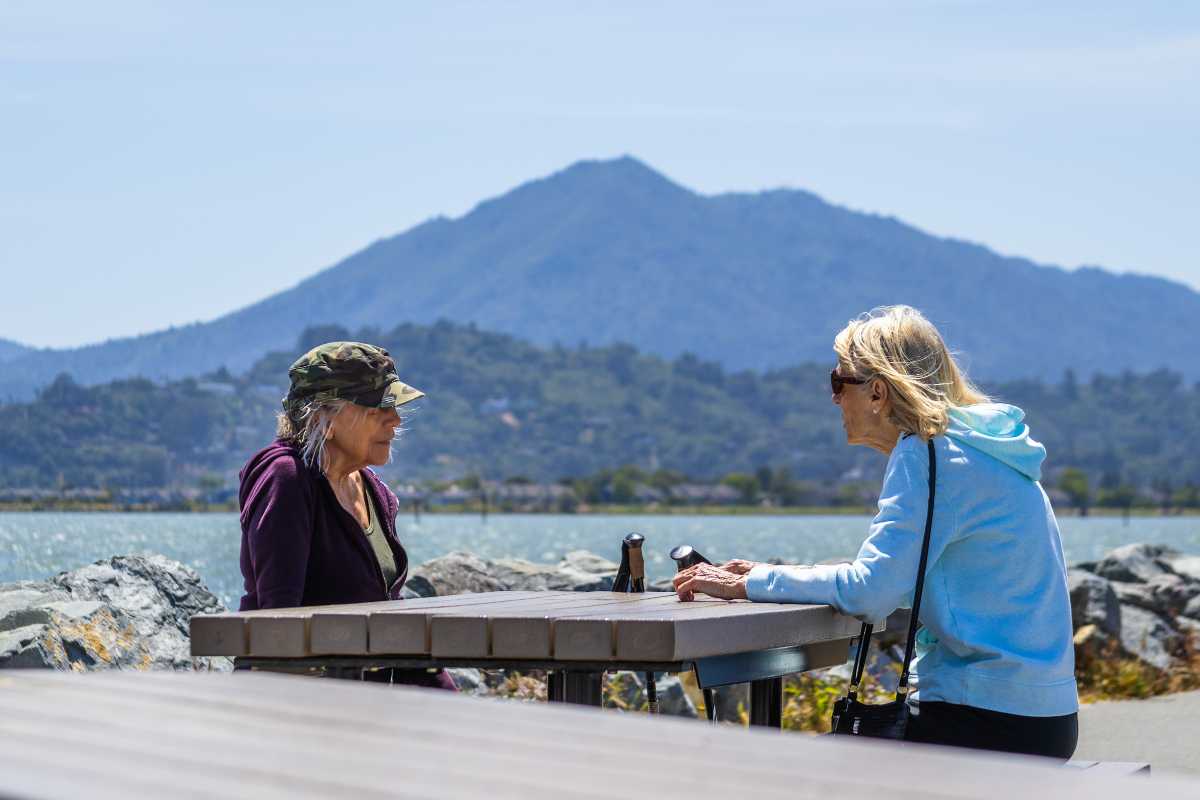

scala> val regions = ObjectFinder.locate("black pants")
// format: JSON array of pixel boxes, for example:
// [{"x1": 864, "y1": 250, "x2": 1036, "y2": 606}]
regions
[{"x1": 904, "y1": 701, "x2": 1078, "y2": 760}]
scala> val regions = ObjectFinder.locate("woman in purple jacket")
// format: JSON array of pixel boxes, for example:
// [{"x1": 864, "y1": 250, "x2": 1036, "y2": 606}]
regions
[{"x1": 238, "y1": 340, "x2": 452, "y2": 688}]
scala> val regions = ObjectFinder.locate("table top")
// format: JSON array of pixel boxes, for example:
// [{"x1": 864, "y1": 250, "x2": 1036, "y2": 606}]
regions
[
  {"x1": 1, "y1": 670, "x2": 1190, "y2": 800},
  {"x1": 190, "y1": 590, "x2": 862, "y2": 663}
]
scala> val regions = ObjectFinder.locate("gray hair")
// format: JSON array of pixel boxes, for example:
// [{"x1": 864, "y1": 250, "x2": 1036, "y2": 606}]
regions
[
  {"x1": 276, "y1": 398, "x2": 413, "y2": 471},
  {"x1": 276, "y1": 399, "x2": 351, "y2": 471}
]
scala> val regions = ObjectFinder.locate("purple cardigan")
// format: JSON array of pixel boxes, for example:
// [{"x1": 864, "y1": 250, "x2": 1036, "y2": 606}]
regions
[
  {"x1": 238, "y1": 439, "x2": 410, "y2": 610},
  {"x1": 238, "y1": 440, "x2": 456, "y2": 690}
]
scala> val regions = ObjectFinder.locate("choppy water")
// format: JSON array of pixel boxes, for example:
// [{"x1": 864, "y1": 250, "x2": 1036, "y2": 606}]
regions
[{"x1": 3, "y1": 512, "x2": 1198, "y2": 609}]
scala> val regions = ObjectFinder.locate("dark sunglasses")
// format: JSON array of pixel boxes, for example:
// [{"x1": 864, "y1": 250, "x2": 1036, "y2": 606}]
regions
[{"x1": 830, "y1": 367, "x2": 868, "y2": 395}]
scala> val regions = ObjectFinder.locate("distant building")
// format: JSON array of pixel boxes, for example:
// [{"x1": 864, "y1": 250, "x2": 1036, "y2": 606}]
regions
[{"x1": 669, "y1": 484, "x2": 740, "y2": 505}]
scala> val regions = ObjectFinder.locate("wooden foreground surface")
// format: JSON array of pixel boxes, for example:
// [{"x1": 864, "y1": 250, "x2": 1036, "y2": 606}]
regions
[
  {"x1": 190, "y1": 590, "x2": 862, "y2": 661},
  {"x1": 0, "y1": 671, "x2": 1194, "y2": 800}
]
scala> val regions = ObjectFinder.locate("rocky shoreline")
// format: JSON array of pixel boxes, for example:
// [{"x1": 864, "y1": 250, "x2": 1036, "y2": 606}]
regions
[
  {"x1": 0, "y1": 554, "x2": 228, "y2": 672},
  {"x1": 4, "y1": 543, "x2": 1199, "y2": 709}
]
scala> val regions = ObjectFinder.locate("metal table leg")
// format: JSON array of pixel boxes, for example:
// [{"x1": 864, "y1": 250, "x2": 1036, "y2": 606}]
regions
[
  {"x1": 748, "y1": 677, "x2": 783, "y2": 728},
  {"x1": 561, "y1": 671, "x2": 604, "y2": 706},
  {"x1": 547, "y1": 670, "x2": 565, "y2": 702}
]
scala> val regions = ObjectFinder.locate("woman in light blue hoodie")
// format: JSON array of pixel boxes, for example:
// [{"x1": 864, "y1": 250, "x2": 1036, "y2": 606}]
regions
[{"x1": 675, "y1": 305, "x2": 1078, "y2": 759}]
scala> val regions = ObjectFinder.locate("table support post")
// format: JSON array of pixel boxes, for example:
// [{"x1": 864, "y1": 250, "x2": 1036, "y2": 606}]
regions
[
  {"x1": 748, "y1": 677, "x2": 783, "y2": 728},
  {"x1": 324, "y1": 667, "x2": 364, "y2": 681},
  {"x1": 546, "y1": 670, "x2": 565, "y2": 703},
  {"x1": 562, "y1": 671, "x2": 604, "y2": 706}
]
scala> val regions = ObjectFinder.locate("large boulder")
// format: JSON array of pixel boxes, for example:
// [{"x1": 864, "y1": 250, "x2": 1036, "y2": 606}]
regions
[
  {"x1": 1159, "y1": 552, "x2": 1200, "y2": 584},
  {"x1": 1117, "y1": 604, "x2": 1180, "y2": 672},
  {"x1": 1182, "y1": 595, "x2": 1200, "y2": 621},
  {"x1": 875, "y1": 608, "x2": 913, "y2": 648},
  {"x1": 409, "y1": 550, "x2": 617, "y2": 596},
  {"x1": 407, "y1": 552, "x2": 507, "y2": 597},
  {"x1": 1067, "y1": 569, "x2": 1121, "y2": 636},
  {"x1": 1094, "y1": 543, "x2": 1178, "y2": 584},
  {"x1": 605, "y1": 671, "x2": 698, "y2": 718},
  {"x1": 1072, "y1": 624, "x2": 1113, "y2": 667},
  {"x1": 1146, "y1": 573, "x2": 1200, "y2": 617},
  {"x1": 1111, "y1": 581, "x2": 1162, "y2": 616},
  {"x1": 1176, "y1": 617, "x2": 1200, "y2": 643},
  {"x1": 0, "y1": 555, "x2": 228, "y2": 671},
  {"x1": 492, "y1": 550, "x2": 617, "y2": 592}
]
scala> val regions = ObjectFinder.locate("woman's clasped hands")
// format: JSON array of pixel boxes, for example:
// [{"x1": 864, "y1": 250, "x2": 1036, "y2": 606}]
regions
[{"x1": 672, "y1": 559, "x2": 761, "y2": 601}]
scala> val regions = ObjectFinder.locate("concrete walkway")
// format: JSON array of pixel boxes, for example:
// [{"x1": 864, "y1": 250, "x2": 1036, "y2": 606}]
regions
[{"x1": 1076, "y1": 690, "x2": 1200, "y2": 776}]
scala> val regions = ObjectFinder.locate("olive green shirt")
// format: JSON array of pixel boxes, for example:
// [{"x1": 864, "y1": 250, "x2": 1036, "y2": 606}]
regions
[{"x1": 362, "y1": 487, "x2": 398, "y2": 590}]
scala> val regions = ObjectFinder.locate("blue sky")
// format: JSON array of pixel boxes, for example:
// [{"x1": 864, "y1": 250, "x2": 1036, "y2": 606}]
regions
[{"x1": 2, "y1": 1, "x2": 1197, "y2": 348}]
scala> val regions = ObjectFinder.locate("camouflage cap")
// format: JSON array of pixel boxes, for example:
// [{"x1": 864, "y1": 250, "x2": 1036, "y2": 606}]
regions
[{"x1": 283, "y1": 342, "x2": 424, "y2": 414}]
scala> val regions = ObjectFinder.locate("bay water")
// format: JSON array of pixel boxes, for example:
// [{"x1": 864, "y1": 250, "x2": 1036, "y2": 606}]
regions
[{"x1": 3, "y1": 512, "x2": 1199, "y2": 609}]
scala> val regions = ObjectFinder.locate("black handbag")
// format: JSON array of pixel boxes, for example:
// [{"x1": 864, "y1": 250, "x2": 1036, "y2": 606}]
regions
[{"x1": 831, "y1": 438, "x2": 936, "y2": 740}]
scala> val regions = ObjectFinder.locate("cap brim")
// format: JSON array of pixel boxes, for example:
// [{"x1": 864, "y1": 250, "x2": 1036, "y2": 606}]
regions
[{"x1": 378, "y1": 379, "x2": 425, "y2": 409}]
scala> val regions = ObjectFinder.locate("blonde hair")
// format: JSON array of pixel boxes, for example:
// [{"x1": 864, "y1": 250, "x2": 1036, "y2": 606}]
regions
[{"x1": 833, "y1": 305, "x2": 988, "y2": 440}]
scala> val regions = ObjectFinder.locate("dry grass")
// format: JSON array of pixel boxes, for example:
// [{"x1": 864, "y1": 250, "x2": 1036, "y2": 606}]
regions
[
  {"x1": 1076, "y1": 633, "x2": 1200, "y2": 702},
  {"x1": 781, "y1": 662, "x2": 900, "y2": 733}
]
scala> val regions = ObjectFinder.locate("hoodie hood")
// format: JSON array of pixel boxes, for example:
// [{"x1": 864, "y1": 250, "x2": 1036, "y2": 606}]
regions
[
  {"x1": 238, "y1": 439, "x2": 310, "y2": 514},
  {"x1": 945, "y1": 403, "x2": 1046, "y2": 481}
]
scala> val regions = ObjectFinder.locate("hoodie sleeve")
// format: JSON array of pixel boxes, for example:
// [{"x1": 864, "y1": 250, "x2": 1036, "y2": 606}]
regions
[
  {"x1": 242, "y1": 456, "x2": 314, "y2": 609},
  {"x1": 746, "y1": 439, "x2": 944, "y2": 622}
]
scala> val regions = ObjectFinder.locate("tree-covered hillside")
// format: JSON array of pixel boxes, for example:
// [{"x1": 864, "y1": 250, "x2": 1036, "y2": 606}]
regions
[{"x1": 0, "y1": 321, "x2": 1196, "y2": 496}]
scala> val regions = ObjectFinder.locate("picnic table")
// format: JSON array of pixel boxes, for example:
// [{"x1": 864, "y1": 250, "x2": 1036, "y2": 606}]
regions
[
  {"x1": 189, "y1": 590, "x2": 863, "y2": 725},
  {"x1": 0, "y1": 670, "x2": 1189, "y2": 799}
]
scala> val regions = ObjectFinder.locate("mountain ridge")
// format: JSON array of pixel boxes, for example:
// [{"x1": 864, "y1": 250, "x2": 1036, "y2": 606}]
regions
[
  {"x1": 0, "y1": 338, "x2": 31, "y2": 364},
  {"x1": 1, "y1": 156, "x2": 1194, "y2": 399}
]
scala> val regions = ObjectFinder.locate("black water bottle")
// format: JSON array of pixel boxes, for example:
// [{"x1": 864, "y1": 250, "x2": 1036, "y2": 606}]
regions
[
  {"x1": 612, "y1": 532, "x2": 655, "y2": 712},
  {"x1": 612, "y1": 532, "x2": 646, "y2": 593},
  {"x1": 669, "y1": 544, "x2": 711, "y2": 572}
]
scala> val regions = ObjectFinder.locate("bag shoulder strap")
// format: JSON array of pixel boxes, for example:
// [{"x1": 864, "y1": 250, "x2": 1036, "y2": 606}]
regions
[
  {"x1": 847, "y1": 437, "x2": 937, "y2": 700},
  {"x1": 896, "y1": 438, "x2": 936, "y2": 696}
]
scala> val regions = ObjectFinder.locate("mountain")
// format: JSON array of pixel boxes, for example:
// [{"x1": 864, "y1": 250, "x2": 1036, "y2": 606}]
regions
[
  {"x1": 3, "y1": 156, "x2": 1197, "y2": 399},
  {"x1": 0, "y1": 338, "x2": 31, "y2": 364}
]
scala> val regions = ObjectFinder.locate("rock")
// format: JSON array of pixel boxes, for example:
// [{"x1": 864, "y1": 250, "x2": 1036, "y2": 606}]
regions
[
  {"x1": 1112, "y1": 574, "x2": 1198, "y2": 619},
  {"x1": 401, "y1": 577, "x2": 436, "y2": 598},
  {"x1": 712, "y1": 682, "x2": 749, "y2": 722},
  {"x1": 605, "y1": 670, "x2": 646, "y2": 710},
  {"x1": 1111, "y1": 581, "x2": 1160, "y2": 613},
  {"x1": 655, "y1": 675, "x2": 698, "y2": 717},
  {"x1": 600, "y1": 672, "x2": 695, "y2": 717},
  {"x1": 1183, "y1": 595, "x2": 1200, "y2": 620},
  {"x1": 1159, "y1": 553, "x2": 1200, "y2": 584},
  {"x1": 1068, "y1": 569, "x2": 1121, "y2": 636},
  {"x1": 408, "y1": 550, "x2": 617, "y2": 597},
  {"x1": 492, "y1": 556, "x2": 613, "y2": 592},
  {"x1": 1175, "y1": 617, "x2": 1200, "y2": 643},
  {"x1": 1117, "y1": 605, "x2": 1180, "y2": 672},
  {"x1": 407, "y1": 552, "x2": 507, "y2": 597},
  {"x1": 561, "y1": 550, "x2": 619, "y2": 577},
  {"x1": 1147, "y1": 573, "x2": 1200, "y2": 616},
  {"x1": 0, "y1": 555, "x2": 228, "y2": 672},
  {"x1": 875, "y1": 608, "x2": 913, "y2": 648},
  {"x1": 1094, "y1": 543, "x2": 1179, "y2": 584},
  {"x1": 1073, "y1": 623, "x2": 1117, "y2": 667},
  {"x1": 446, "y1": 667, "x2": 486, "y2": 695}
]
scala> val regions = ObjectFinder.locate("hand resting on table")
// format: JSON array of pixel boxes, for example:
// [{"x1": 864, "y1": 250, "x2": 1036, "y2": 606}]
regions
[{"x1": 673, "y1": 562, "x2": 751, "y2": 601}]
